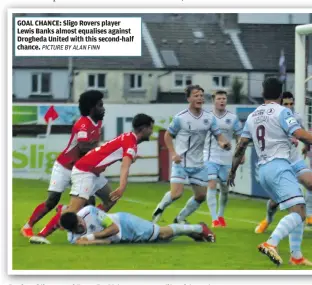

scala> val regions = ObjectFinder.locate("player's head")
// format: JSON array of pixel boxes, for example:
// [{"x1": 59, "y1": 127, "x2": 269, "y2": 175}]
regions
[
  {"x1": 185, "y1": 85, "x2": 205, "y2": 109},
  {"x1": 212, "y1": 90, "x2": 227, "y2": 111},
  {"x1": 78, "y1": 90, "x2": 105, "y2": 122},
  {"x1": 132, "y1": 113, "x2": 155, "y2": 143},
  {"x1": 281, "y1": 91, "x2": 295, "y2": 111},
  {"x1": 262, "y1": 77, "x2": 283, "y2": 101},
  {"x1": 60, "y1": 212, "x2": 86, "y2": 234}
]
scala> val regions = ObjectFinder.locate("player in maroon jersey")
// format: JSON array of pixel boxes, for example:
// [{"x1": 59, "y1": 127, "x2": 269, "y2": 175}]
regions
[
  {"x1": 21, "y1": 90, "x2": 105, "y2": 238},
  {"x1": 29, "y1": 113, "x2": 154, "y2": 245}
]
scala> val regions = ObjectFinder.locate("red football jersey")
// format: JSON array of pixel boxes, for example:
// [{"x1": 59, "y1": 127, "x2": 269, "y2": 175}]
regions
[
  {"x1": 56, "y1": 116, "x2": 102, "y2": 170},
  {"x1": 75, "y1": 132, "x2": 138, "y2": 175}
]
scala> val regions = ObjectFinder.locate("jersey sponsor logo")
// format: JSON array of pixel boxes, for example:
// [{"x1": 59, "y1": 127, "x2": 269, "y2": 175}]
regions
[
  {"x1": 77, "y1": 131, "x2": 88, "y2": 139},
  {"x1": 127, "y1": 148, "x2": 136, "y2": 157},
  {"x1": 266, "y1": 108, "x2": 275, "y2": 115},
  {"x1": 286, "y1": 117, "x2": 297, "y2": 126},
  {"x1": 225, "y1": 118, "x2": 231, "y2": 124},
  {"x1": 203, "y1": 119, "x2": 209, "y2": 125},
  {"x1": 89, "y1": 224, "x2": 96, "y2": 231}
]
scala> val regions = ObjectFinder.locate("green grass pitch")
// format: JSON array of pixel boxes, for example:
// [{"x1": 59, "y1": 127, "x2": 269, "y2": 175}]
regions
[{"x1": 12, "y1": 178, "x2": 312, "y2": 270}]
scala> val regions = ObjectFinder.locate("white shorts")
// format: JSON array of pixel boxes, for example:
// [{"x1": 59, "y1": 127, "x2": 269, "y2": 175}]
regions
[
  {"x1": 48, "y1": 161, "x2": 72, "y2": 193},
  {"x1": 70, "y1": 167, "x2": 108, "y2": 200}
]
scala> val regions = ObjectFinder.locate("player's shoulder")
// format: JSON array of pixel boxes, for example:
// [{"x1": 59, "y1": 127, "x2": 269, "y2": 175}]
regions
[
  {"x1": 73, "y1": 116, "x2": 91, "y2": 129},
  {"x1": 293, "y1": 111, "x2": 302, "y2": 120},
  {"x1": 77, "y1": 205, "x2": 96, "y2": 217},
  {"x1": 224, "y1": 110, "x2": 238, "y2": 120},
  {"x1": 176, "y1": 109, "x2": 188, "y2": 117}
]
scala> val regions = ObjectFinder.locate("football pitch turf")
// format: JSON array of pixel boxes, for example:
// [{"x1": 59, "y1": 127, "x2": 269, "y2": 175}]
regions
[{"x1": 12, "y1": 178, "x2": 312, "y2": 271}]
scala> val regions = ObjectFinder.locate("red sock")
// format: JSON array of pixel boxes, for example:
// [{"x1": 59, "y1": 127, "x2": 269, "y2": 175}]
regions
[
  {"x1": 38, "y1": 210, "x2": 61, "y2": 238},
  {"x1": 97, "y1": 204, "x2": 105, "y2": 211},
  {"x1": 28, "y1": 202, "x2": 50, "y2": 227}
]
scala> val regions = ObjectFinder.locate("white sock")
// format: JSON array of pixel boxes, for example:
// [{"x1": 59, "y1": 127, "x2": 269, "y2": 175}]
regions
[
  {"x1": 169, "y1": 224, "x2": 202, "y2": 236},
  {"x1": 218, "y1": 185, "x2": 228, "y2": 217},
  {"x1": 289, "y1": 222, "x2": 304, "y2": 259},
  {"x1": 24, "y1": 223, "x2": 31, "y2": 229},
  {"x1": 305, "y1": 190, "x2": 312, "y2": 217},
  {"x1": 267, "y1": 212, "x2": 303, "y2": 247},
  {"x1": 207, "y1": 189, "x2": 218, "y2": 221},
  {"x1": 176, "y1": 197, "x2": 201, "y2": 222},
  {"x1": 157, "y1": 191, "x2": 173, "y2": 210}
]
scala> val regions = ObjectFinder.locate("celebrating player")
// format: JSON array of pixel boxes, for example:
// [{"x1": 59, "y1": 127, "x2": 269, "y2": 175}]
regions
[
  {"x1": 60, "y1": 205, "x2": 216, "y2": 245},
  {"x1": 29, "y1": 113, "x2": 154, "y2": 245},
  {"x1": 152, "y1": 85, "x2": 231, "y2": 224},
  {"x1": 204, "y1": 90, "x2": 243, "y2": 228},
  {"x1": 228, "y1": 78, "x2": 312, "y2": 266},
  {"x1": 21, "y1": 90, "x2": 105, "y2": 238},
  {"x1": 255, "y1": 91, "x2": 312, "y2": 233}
]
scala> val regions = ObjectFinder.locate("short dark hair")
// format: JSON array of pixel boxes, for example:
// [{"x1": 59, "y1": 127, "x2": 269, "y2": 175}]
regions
[
  {"x1": 262, "y1": 77, "x2": 283, "y2": 100},
  {"x1": 185, "y1": 85, "x2": 204, "y2": 98},
  {"x1": 282, "y1": 91, "x2": 294, "y2": 101},
  {"x1": 78, "y1": 90, "x2": 104, "y2": 116},
  {"x1": 132, "y1": 113, "x2": 155, "y2": 132},
  {"x1": 60, "y1": 212, "x2": 79, "y2": 232},
  {"x1": 212, "y1": 90, "x2": 227, "y2": 100}
]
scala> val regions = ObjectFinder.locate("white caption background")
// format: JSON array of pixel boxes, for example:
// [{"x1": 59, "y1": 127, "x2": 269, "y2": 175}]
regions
[{"x1": 14, "y1": 17, "x2": 142, "y2": 56}]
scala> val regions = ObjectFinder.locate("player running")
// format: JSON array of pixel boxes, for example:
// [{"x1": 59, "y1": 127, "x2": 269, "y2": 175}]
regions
[
  {"x1": 255, "y1": 91, "x2": 312, "y2": 233},
  {"x1": 228, "y1": 77, "x2": 312, "y2": 266},
  {"x1": 29, "y1": 113, "x2": 154, "y2": 245},
  {"x1": 152, "y1": 85, "x2": 231, "y2": 224},
  {"x1": 204, "y1": 90, "x2": 244, "y2": 228},
  {"x1": 21, "y1": 90, "x2": 105, "y2": 238},
  {"x1": 60, "y1": 205, "x2": 216, "y2": 245}
]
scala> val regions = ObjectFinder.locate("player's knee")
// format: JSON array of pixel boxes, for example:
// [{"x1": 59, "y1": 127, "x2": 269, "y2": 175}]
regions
[
  {"x1": 45, "y1": 191, "x2": 62, "y2": 210},
  {"x1": 194, "y1": 191, "x2": 206, "y2": 203},
  {"x1": 220, "y1": 183, "x2": 229, "y2": 194},
  {"x1": 87, "y1": 196, "x2": 96, "y2": 206},
  {"x1": 269, "y1": 199, "x2": 278, "y2": 209},
  {"x1": 170, "y1": 185, "x2": 184, "y2": 200},
  {"x1": 289, "y1": 203, "x2": 306, "y2": 221},
  {"x1": 208, "y1": 180, "x2": 217, "y2": 189}
]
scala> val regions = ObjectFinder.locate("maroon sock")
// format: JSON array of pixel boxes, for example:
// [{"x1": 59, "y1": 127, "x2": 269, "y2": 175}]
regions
[
  {"x1": 28, "y1": 202, "x2": 50, "y2": 227},
  {"x1": 37, "y1": 210, "x2": 61, "y2": 238}
]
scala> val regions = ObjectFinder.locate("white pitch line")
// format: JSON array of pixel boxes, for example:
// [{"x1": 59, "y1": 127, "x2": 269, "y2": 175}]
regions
[{"x1": 123, "y1": 197, "x2": 258, "y2": 225}]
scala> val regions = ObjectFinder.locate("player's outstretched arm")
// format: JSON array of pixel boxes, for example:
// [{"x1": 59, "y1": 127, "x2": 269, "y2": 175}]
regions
[
  {"x1": 227, "y1": 137, "x2": 251, "y2": 187},
  {"x1": 75, "y1": 238, "x2": 112, "y2": 246},
  {"x1": 110, "y1": 156, "x2": 133, "y2": 202}
]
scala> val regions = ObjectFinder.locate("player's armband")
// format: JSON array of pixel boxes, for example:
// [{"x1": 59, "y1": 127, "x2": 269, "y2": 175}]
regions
[{"x1": 101, "y1": 216, "x2": 114, "y2": 228}]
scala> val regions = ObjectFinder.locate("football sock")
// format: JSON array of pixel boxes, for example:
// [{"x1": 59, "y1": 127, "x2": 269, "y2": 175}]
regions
[
  {"x1": 157, "y1": 191, "x2": 174, "y2": 211},
  {"x1": 289, "y1": 222, "x2": 304, "y2": 259},
  {"x1": 218, "y1": 185, "x2": 228, "y2": 217},
  {"x1": 27, "y1": 202, "x2": 50, "y2": 227},
  {"x1": 176, "y1": 196, "x2": 201, "y2": 221},
  {"x1": 266, "y1": 200, "x2": 278, "y2": 224},
  {"x1": 169, "y1": 224, "x2": 202, "y2": 236},
  {"x1": 37, "y1": 210, "x2": 62, "y2": 238},
  {"x1": 267, "y1": 212, "x2": 302, "y2": 247},
  {"x1": 207, "y1": 189, "x2": 218, "y2": 221},
  {"x1": 305, "y1": 190, "x2": 312, "y2": 217}
]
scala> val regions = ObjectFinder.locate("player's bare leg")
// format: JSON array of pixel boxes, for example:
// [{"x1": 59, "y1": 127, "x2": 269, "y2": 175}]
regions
[
  {"x1": 95, "y1": 184, "x2": 116, "y2": 212},
  {"x1": 206, "y1": 179, "x2": 220, "y2": 227},
  {"x1": 158, "y1": 222, "x2": 215, "y2": 243},
  {"x1": 174, "y1": 184, "x2": 206, "y2": 224},
  {"x1": 297, "y1": 172, "x2": 312, "y2": 226},
  {"x1": 21, "y1": 191, "x2": 62, "y2": 238},
  {"x1": 255, "y1": 199, "x2": 278, "y2": 234},
  {"x1": 152, "y1": 183, "x2": 184, "y2": 223}
]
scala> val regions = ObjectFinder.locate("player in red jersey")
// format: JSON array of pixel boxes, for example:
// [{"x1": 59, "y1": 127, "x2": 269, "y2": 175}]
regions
[
  {"x1": 21, "y1": 90, "x2": 105, "y2": 238},
  {"x1": 29, "y1": 113, "x2": 154, "y2": 244}
]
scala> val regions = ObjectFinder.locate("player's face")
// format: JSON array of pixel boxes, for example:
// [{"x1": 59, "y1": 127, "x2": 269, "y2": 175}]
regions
[
  {"x1": 188, "y1": 89, "x2": 204, "y2": 109},
  {"x1": 282, "y1": 98, "x2": 294, "y2": 111},
  {"x1": 93, "y1": 100, "x2": 105, "y2": 121},
  {"x1": 74, "y1": 217, "x2": 87, "y2": 234},
  {"x1": 214, "y1": 94, "x2": 227, "y2": 111},
  {"x1": 140, "y1": 123, "x2": 154, "y2": 142}
]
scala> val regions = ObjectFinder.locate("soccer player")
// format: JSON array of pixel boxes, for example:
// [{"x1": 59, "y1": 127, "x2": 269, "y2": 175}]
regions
[
  {"x1": 29, "y1": 113, "x2": 154, "y2": 244},
  {"x1": 204, "y1": 90, "x2": 244, "y2": 228},
  {"x1": 60, "y1": 205, "x2": 216, "y2": 245},
  {"x1": 21, "y1": 90, "x2": 105, "y2": 238},
  {"x1": 152, "y1": 85, "x2": 231, "y2": 224},
  {"x1": 227, "y1": 77, "x2": 312, "y2": 266},
  {"x1": 255, "y1": 91, "x2": 312, "y2": 233}
]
